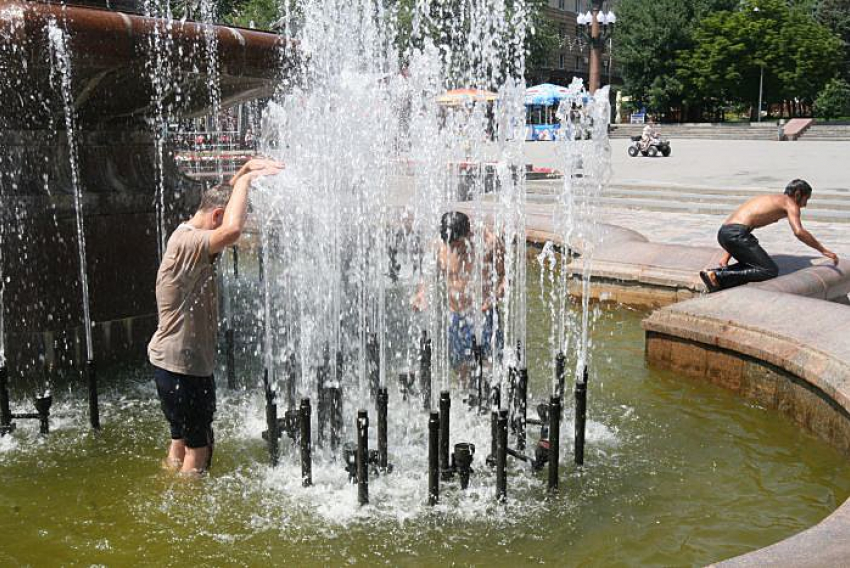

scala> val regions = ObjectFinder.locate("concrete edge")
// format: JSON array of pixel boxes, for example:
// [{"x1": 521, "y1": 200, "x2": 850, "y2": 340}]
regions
[{"x1": 642, "y1": 304, "x2": 850, "y2": 567}]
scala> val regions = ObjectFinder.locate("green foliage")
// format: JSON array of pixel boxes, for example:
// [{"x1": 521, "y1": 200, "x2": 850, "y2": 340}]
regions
[
  {"x1": 614, "y1": 0, "x2": 737, "y2": 114},
  {"x1": 816, "y1": 0, "x2": 850, "y2": 79},
  {"x1": 223, "y1": 0, "x2": 279, "y2": 29},
  {"x1": 525, "y1": 0, "x2": 560, "y2": 74},
  {"x1": 676, "y1": 0, "x2": 843, "y2": 115},
  {"x1": 814, "y1": 77, "x2": 850, "y2": 119}
]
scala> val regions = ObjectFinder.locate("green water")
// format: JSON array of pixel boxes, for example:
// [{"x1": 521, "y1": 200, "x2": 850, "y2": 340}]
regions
[{"x1": 1, "y1": 302, "x2": 848, "y2": 567}]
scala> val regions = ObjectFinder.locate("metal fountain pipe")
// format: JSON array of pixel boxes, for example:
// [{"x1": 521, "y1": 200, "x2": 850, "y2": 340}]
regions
[
  {"x1": 515, "y1": 368, "x2": 528, "y2": 451},
  {"x1": 555, "y1": 352, "x2": 566, "y2": 402},
  {"x1": 489, "y1": 409, "x2": 498, "y2": 466},
  {"x1": 329, "y1": 351, "x2": 344, "y2": 452},
  {"x1": 575, "y1": 365, "x2": 588, "y2": 466},
  {"x1": 439, "y1": 390, "x2": 452, "y2": 480},
  {"x1": 418, "y1": 330, "x2": 431, "y2": 411},
  {"x1": 232, "y1": 246, "x2": 239, "y2": 279},
  {"x1": 496, "y1": 409, "x2": 508, "y2": 502},
  {"x1": 87, "y1": 358, "x2": 100, "y2": 430},
  {"x1": 356, "y1": 409, "x2": 369, "y2": 506},
  {"x1": 330, "y1": 386, "x2": 342, "y2": 453},
  {"x1": 367, "y1": 332, "x2": 379, "y2": 399},
  {"x1": 257, "y1": 241, "x2": 265, "y2": 283},
  {"x1": 300, "y1": 398, "x2": 312, "y2": 487},
  {"x1": 35, "y1": 393, "x2": 52, "y2": 436},
  {"x1": 548, "y1": 395, "x2": 562, "y2": 492},
  {"x1": 225, "y1": 327, "x2": 236, "y2": 390},
  {"x1": 488, "y1": 382, "x2": 501, "y2": 465},
  {"x1": 286, "y1": 353, "x2": 297, "y2": 410},
  {"x1": 377, "y1": 387, "x2": 388, "y2": 471},
  {"x1": 454, "y1": 442, "x2": 474, "y2": 490},
  {"x1": 428, "y1": 411, "x2": 439, "y2": 506},
  {"x1": 317, "y1": 346, "x2": 329, "y2": 447},
  {"x1": 0, "y1": 365, "x2": 13, "y2": 433},
  {"x1": 264, "y1": 368, "x2": 279, "y2": 467},
  {"x1": 474, "y1": 340, "x2": 484, "y2": 410}
]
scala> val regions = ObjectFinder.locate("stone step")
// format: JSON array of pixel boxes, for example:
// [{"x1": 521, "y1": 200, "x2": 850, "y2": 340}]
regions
[
  {"x1": 527, "y1": 180, "x2": 850, "y2": 199},
  {"x1": 593, "y1": 197, "x2": 850, "y2": 223},
  {"x1": 524, "y1": 193, "x2": 850, "y2": 223},
  {"x1": 796, "y1": 125, "x2": 850, "y2": 141},
  {"x1": 599, "y1": 189, "x2": 850, "y2": 212}
]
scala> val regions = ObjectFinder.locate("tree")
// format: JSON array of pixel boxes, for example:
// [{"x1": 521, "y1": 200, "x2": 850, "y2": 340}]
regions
[
  {"x1": 224, "y1": 0, "x2": 279, "y2": 29},
  {"x1": 524, "y1": 0, "x2": 560, "y2": 77},
  {"x1": 614, "y1": 0, "x2": 737, "y2": 117},
  {"x1": 816, "y1": 0, "x2": 850, "y2": 79},
  {"x1": 814, "y1": 78, "x2": 850, "y2": 119},
  {"x1": 676, "y1": 0, "x2": 842, "y2": 119}
]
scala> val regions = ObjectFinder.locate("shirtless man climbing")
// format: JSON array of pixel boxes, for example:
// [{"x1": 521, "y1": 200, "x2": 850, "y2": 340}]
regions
[
  {"x1": 412, "y1": 211, "x2": 505, "y2": 387},
  {"x1": 700, "y1": 179, "x2": 839, "y2": 293}
]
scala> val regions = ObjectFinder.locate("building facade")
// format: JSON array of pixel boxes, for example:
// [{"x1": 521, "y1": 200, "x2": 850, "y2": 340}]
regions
[{"x1": 529, "y1": 0, "x2": 619, "y2": 88}]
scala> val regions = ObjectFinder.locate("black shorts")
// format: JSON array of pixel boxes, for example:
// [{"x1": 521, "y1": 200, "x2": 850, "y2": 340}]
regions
[{"x1": 154, "y1": 366, "x2": 216, "y2": 449}]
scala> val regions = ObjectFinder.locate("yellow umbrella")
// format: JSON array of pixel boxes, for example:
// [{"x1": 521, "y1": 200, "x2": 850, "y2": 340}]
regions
[{"x1": 436, "y1": 88, "x2": 498, "y2": 107}]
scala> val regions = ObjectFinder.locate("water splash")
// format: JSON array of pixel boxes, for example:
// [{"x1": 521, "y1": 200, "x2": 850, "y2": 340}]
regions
[
  {"x1": 144, "y1": 0, "x2": 177, "y2": 259},
  {"x1": 47, "y1": 20, "x2": 94, "y2": 362}
]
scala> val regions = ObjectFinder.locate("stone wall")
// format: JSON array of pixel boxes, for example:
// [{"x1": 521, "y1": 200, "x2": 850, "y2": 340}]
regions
[
  {"x1": 646, "y1": 332, "x2": 850, "y2": 456},
  {"x1": 0, "y1": 128, "x2": 201, "y2": 378}
]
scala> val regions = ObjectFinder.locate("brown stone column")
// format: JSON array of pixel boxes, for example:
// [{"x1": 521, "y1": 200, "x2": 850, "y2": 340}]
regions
[{"x1": 589, "y1": 2, "x2": 602, "y2": 94}]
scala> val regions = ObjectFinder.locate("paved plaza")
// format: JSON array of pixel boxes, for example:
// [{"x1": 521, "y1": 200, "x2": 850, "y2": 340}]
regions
[{"x1": 524, "y1": 139, "x2": 850, "y2": 260}]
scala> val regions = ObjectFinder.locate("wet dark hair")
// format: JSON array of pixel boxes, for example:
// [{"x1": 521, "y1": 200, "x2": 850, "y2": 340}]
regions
[
  {"x1": 784, "y1": 179, "x2": 812, "y2": 203},
  {"x1": 198, "y1": 183, "x2": 232, "y2": 211},
  {"x1": 440, "y1": 211, "x2": 470, "y2": 244}
]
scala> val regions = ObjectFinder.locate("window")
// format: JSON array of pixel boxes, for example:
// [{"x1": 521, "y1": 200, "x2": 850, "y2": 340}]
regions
[
  {"x1": 558, "y1": 0, "x2": 565, "y2": 10},
  {"x1": 559, "y1": 53, "x2": 565, "y2": 69}
]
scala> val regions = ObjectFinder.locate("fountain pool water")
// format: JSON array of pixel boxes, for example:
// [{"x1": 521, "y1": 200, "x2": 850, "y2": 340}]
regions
[{"x1": 0, "y1": 268, "x2": 848, "y2": 565}]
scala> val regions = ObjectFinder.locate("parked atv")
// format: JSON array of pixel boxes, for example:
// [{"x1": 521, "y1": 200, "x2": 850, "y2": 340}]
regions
[{"x1": 627, "y1": 135, "x2": 671, "y2": 158}]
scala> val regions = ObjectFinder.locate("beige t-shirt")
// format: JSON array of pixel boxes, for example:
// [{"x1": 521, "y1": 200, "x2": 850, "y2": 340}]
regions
[{"x1": 148, "y1": 224, "x2": 219, "y2": 377}]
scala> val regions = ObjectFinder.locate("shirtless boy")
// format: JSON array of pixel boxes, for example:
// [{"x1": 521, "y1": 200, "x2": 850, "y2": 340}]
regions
[
  {"x1": 148, "y1": 157, "x2": 283, "y2": 475},
  {"x1": 700, "y1": 179, "x2": 838, "y2": 292},
  {"x1": 412, "y1": 211, "x2": 506, "y2": 386}
]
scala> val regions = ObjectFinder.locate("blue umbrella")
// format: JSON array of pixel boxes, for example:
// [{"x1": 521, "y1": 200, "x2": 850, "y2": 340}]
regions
[{"x1": 524, "y1": 83, "x2": 572, "y2": 106}]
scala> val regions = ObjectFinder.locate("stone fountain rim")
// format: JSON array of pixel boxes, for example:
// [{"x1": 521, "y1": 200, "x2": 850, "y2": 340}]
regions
[{"x1": 513, "y1": 211, "x2": 850, "y2": 568}]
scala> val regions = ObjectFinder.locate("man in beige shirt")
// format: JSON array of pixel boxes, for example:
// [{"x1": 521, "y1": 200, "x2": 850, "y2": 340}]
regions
[{"x1": 149, "y1": 157, "x2": 282, "y2": 475}]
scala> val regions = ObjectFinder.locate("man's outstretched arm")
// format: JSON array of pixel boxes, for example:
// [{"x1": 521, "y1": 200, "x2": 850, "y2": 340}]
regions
[
  {"x1": 210, "y1": 160, "x2": 283, "y2": 254},
  {"x1": 787, "y1": 206, "x2": 839, "y2": 265}
]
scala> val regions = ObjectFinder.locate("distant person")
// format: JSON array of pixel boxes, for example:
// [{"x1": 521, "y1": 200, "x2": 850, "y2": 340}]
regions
[
  {"x1": 148, "y1": 157, "x2": 283, "y2": 476},
  {"x1": 639, "y1": 118, "x2": 659, "y2": 152},
  {"x1": 412, "y1": 211, "x2": 505, "y2": 391},
  {"x1": 700, "y1": 179, "x2": 838, "y2": 292}
]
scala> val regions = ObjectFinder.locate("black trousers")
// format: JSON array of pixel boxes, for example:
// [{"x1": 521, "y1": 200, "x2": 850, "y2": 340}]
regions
[
  {"x1": 713, "y1": 224, "x2": 779, "y2": 290},
  {"x1": 154, "y1": 366, "x2": 216, "y2": 449}
]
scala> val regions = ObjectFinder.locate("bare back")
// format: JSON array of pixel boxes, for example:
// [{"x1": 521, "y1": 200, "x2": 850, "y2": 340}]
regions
[
  {"x1": 438, "y1": 229, "x2": 504, "y2": 314},
  {"x1": 724, "y1": 194, "x2": 796, "y2": 230}
]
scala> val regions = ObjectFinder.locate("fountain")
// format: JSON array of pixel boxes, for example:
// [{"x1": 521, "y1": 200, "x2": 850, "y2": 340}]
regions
[{"x1": 0, "y1": 0, "x2": 849, "y2": 566}]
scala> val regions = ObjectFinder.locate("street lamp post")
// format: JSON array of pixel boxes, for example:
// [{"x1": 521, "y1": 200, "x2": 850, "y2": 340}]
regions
[
  {"x1": 577, "y1": 1, "x2": 616, "y2": 94},
  {"x1": 752, "y1": 6, "x2": 765, "y2": 122}
]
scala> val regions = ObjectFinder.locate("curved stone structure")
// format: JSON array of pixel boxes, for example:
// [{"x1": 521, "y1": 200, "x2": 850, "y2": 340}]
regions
[
  {"x1": 501, "y1": 200, "x2": 850, "y2": 566},
  {"x1": 547, "y1": 214, "x2": 850, "y2": 566},
  {"x1": 1, "y1": 0, "x2": 288, "y2": 127}
]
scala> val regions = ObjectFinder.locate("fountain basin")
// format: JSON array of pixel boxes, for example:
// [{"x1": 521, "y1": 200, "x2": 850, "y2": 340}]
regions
[
  {"x1": 1, "y1": 0, "x2": 288, "y2": 127},
  {"x1": 0, "y1": 286, "x2": 847, "y2": 566}
]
